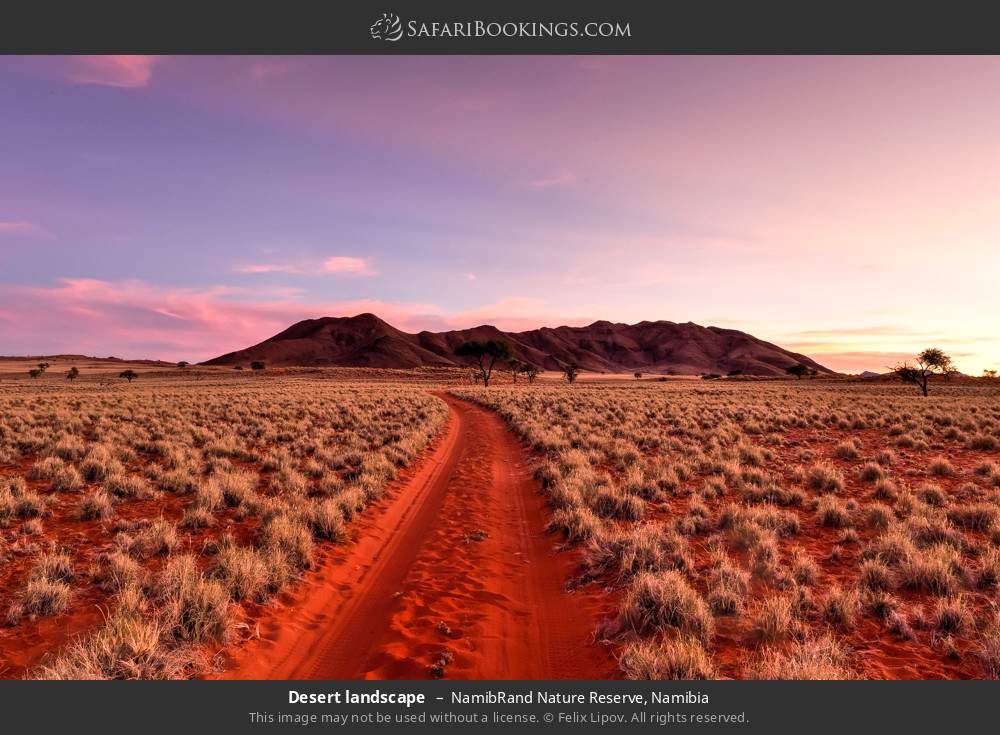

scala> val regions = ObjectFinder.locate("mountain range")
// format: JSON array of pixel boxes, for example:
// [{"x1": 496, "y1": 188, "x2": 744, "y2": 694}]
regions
[{"x1": 203, "y1": 313, "x2": 832, "y2": 377}]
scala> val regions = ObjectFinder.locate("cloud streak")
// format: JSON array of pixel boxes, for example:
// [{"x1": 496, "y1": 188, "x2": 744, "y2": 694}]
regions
[
  {"x1": 234, "y1": 256, "x2": 376, "y2": 277},
  {"x1": 65, "y1": 56, "x2": 158, "y2": 88}
]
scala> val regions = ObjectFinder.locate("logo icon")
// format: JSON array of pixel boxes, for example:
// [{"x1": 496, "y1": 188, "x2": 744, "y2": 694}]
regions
[{"x1": 370, "y1": 13, "x2": 403, "y2": 42}]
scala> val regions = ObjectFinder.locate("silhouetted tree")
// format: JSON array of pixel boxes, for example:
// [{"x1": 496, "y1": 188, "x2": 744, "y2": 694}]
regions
[
  {"x1": 894, "y1": 348, "x2": 955, "y2": 397},
  {"x1": 250, "y1": 361, "x2": 266, "y2": 372},
  {"x1": 66, "y1": 366, "x2": 80, "y2": 381},
  {"x1": 634, "y1": 372, "x2": 642, "y2": 380},
  {"x1": 119, "y1": 369, "x2": 137, "y2": 383},
  {"x1": 786, "y1": 363, "x2": 809, "y2": 380},
  {"x1": 454, "y1": 339, "x2": 512, "y2": 387},
  {"x1": 563, "y1": 363, "x2": 580, "y2": 384},
  {"x1": 525, "y1": 364, "x2": 540, "y2": 384},
  {"x1": 983, "y1": 369, "x2": 998, "y2": 379},
  {"x1": 37, "y1": 361, "x2": 50, "y2": 371},
  {"x1": 507, "y1": 358, "x2": 525, "y2": 383}
]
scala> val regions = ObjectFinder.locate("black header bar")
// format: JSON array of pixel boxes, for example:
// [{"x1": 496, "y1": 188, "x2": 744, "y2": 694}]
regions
[{"x1": 4, "y1": 0, "x2": 1000, "y2": 54}]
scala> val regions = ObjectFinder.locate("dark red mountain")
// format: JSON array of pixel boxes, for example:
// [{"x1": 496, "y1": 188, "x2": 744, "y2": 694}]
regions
[{"x1": 203, "y1": 313, "x2": 832, "y2": 376}]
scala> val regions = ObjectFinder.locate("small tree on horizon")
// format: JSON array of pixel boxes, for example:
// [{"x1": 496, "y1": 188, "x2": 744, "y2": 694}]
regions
[
  {"x1": 66, "y1": 366, "x2": 80, "y2": 381},
  {"x1": 507, "y1": 358, "x2": 525, "y2": 383},
  {"x1": 119, "y1": 369, "x2": 137, "y2": 383},
  {"x1": 177, "y1": 361, "x2": 189, "y2": 369},
  {"x1": 893, "y1": 348, "x2": 955, "y2": 397},
  {"x1": 786, "y1": 363, "x2": 809, "y2": 380},
  {"x1": 454, "y1": 339, "x2": 512, "y2": 387},
  {"x1": 250, "y1": 361, "x2": 266, "y2": 372},
  {"x1": 634, "y1": 372, "x2": 642, "y2": 380},
  {"x1": 37, "y1": 361, "x2": 50, "y2": 373},
  {"x1": 563, "y1": 363, "x2": 580, "y2": 384},
  {"x1": 525, "y1": 364, "x2": 539, "y2": 384},
  {"x1": 983, "y1": 369, "x2": 998, "y2": 379}
]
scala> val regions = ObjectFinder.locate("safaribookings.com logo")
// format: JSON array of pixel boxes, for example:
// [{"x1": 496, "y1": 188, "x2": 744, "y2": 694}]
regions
[{"x1": 370, "y1": 13, "x2": 631, "y2": 42}]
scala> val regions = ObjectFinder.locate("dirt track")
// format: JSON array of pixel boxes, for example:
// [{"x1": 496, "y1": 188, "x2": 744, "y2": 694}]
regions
[{"x1": 222, "y1": 393, "x2": 612, "y2": 679}]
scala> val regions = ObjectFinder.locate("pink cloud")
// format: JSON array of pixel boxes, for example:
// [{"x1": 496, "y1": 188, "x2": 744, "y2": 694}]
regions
[
  {"x1": 322, "y1": 256, "x2": 375, "y2": 276},
  {"x1": 234, "y1": 256, "x2": 376, "y2": 276},
  {"x1": 0, "y1": 278, "x2": 437, "y2": 363},
  {"x1": 66, "y1": 56, "x2": 157, "y2": 88},
  {"x1": 528, "y1": 170, "x2": 578, "y2": 189},
  {"x1": 0, "y1": 280, "x2": 597, "y2": 362},
  {"x1": 0, "y1": 220, "x2": 46, "y2": 237}
]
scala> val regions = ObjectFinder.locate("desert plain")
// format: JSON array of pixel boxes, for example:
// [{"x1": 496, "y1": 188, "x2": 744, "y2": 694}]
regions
[{"x1": 2, "y1": 364, "x2": 999, "y2": 680}]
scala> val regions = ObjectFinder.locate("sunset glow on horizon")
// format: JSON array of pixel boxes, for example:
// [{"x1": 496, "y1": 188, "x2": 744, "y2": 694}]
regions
[{"x1": 1, "y1": 55, "x2": 998, "y2": 372}]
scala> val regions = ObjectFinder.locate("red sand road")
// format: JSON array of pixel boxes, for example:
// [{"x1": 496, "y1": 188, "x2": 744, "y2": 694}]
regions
[{"x1": 221, "y1": 393, "x2": 614, "y2": 680}]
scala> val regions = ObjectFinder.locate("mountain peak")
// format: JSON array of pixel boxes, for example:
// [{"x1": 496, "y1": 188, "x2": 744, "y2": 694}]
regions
[{"x1": 203, "y1": 314, "x2": 832, "y2": 376}]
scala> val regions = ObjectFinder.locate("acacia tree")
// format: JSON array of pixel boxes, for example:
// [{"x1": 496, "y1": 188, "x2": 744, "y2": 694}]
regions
[
  {"x1": 563, "y1": 363, "x2": 580, "y2": 384},
  {"x1": 634, "y1": 372, "x2": 642, "y2": 380},
  {"x1": 119, "y1": 369, "x2": 137, "y2": 383},
  {"x1": 66, "y1": 366, "x2": 80, "y2": 381},
  {"x1": 28, "y1": 368, "x2": 42, "y2": 379},
  {"x1": 250, "y1": 361, "x2": 266, "y2": 372},
  {"x1": 524, "y1": 364, "x2": 540, "y2": 383},
  {"x1": 893, "y1": 348, "x2": 955, "y2": 397},
  {"x1": 454, "y1": 339, "x2": 512, "y2": 387},
  {"x1": 37, "y1": 361, "x2": 50, "y2": 372},
  {"x1": 785, "y1": 363, "x2": 810, "y2": 379},
  {"x1": 507, "y1": 358, "x2": 525, "y2": 383}
]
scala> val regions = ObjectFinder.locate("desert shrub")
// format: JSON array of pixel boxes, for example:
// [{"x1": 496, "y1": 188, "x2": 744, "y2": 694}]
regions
[
  {"x1": 213, "y1": 545, "x2": 271, "y2": 602},
  {"x1": 49, "y1": 464, "x2": 84, "y2": 492},
  {"x1": 976, "y1": 548, "x2": 1000, "y2": 589},
  {"x1": 302, "y1": 499, "x2": 346, "y2": 541},
  {"x1": 181, "y1": 506, "x2": 214, "y2": 529},
  {"x1": 619, "y1": 636, "x2": 716, "y2": 680},
  {"x1": 859, "y1": 559, "x2": 894, "y2": 592},
  {"x1": 857, "y1": 507, "x2": 890, "y2": 534},
  {"x1": 806, "y1": 463, "x2": 844, "y2": 493},
  {"x1": 872, "y1": 478, "x2": 899, "y2": 501},
  {"x1": 897, "y1": 546, "x2": 962, "y2": 596},
  {"x1": 259, "y1": 513, "x2": 314, "y2": 570},
  {"x1": 32, "y1": 549, "x2": 75, "y2": 583},
  {"x1": 929, "y1": 457, "x2": 955, "y2": 477},
  {"x1": 934, "y1": 596, "x2": 972, "y2": 634},
  {"x1": 78, "y1": 490, "x2": 114, "y2": 520},
  {"x1": 8, "y1": 577, "x2": 72, "y2": 623},
  {"x1": 706, "y1": 557, "x2": 750, "y2": 614},
  {"x1": 104, "y1": 472, "x2": 154, "y2": 499},
  {"x1": 120, "y1": 519, "x2": 178, "y2": 559},
  {"x1": 587, "y1": 525, "x2": 691, "y2": 581},
  {"x1": 92, "y1": 551, "x2": 144, "y2": 592},
  {"x1": 790, "y1": 549, "x2": 820, "y2": 586},
  {"x1": 858, "y1": 462, "x2": 885, "y2": 483},
  {"x1": 947, "y1": 504, "x2": 997, "y2": 531},
  {"x1": 547, "y1": 506, "x2": 601, "y2": 542},
  {"x1": 752, "y1": 595, "x2": 798, "y2": 642},
  {"x1": 834, "y1": 440, "x2": 860, "y2": 460},
  {"x1": 821, "y1": 586, "x2": 859, "y2": 630},
  {"x1": 916, "y1": 483, "x2": 947, "y2": 507},
  {"x1": 815, "y1": 496, "x2": 851, "y2": 528},
  {"x1": 155, "y1": 554, "x2": 230, "y2": 643},
  {"x1": 745, "y1": 634, "x2": 853, "y2": 680},
  {"x1": 619, "y1": 571, "x2": 714, "y2": 643}
]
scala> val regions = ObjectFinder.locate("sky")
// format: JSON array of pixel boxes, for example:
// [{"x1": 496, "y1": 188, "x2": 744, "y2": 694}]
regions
[{"x1": 1, "y1": 55, "x2": 998, "y2": 373}]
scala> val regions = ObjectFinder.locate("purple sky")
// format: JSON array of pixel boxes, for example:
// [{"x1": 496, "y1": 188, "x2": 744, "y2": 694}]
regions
[{"x1": 1, "y1": 55, "x2": 998, "y2": 372}]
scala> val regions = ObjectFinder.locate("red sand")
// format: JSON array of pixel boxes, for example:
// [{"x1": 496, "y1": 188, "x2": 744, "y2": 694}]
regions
[{"x1": 218, "y1": 394, "x2": 615, "y2": 679}]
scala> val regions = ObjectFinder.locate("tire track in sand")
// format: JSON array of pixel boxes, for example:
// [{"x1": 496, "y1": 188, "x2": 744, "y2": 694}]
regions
[{"x1": 221, "y1": 392, "x2": 613, "y2": 680}]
